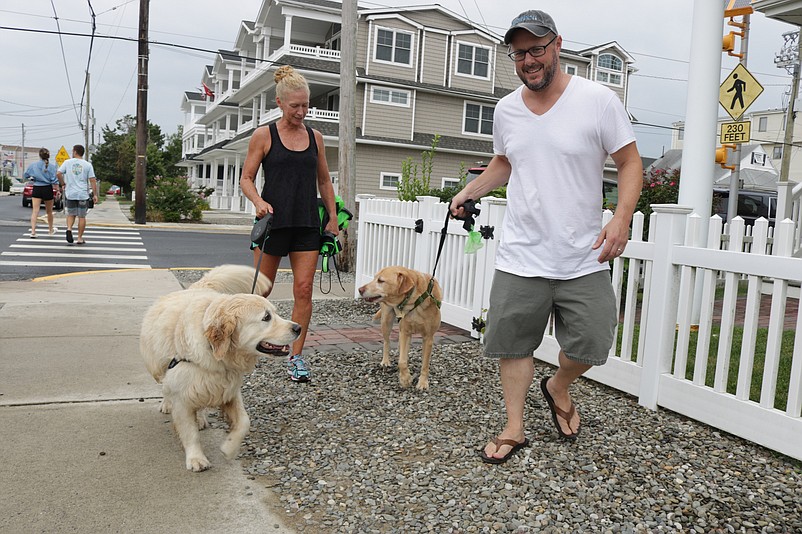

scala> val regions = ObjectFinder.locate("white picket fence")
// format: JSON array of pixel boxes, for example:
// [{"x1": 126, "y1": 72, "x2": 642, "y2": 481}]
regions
[{"x1": 354, "y1": 195, "x2": 802, "y2": 461}]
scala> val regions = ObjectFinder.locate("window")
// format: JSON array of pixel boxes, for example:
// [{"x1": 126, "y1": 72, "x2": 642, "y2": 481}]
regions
[
  {"x1": 464, "y1": 102, "x2": 494, "y2": 136},
  {"x1": 441, "y1": 177, "x2": 461, "y2": 189},
  {"x1": 758, "y1": 116, "x2": 767, "y2": 132},
  {"x1": 565, "y1": 64, "x2": 577, "y2": 75},
  {"x1": 370, "y1": 86, "x2": 410, "y2": 107},
  {"x1": 751, "y1": 152, "x2": 767, "y2": 166},
  {"x1": 456, "y1": 43, "x2": 490, "y2": 78},
  {"x1": 375, "y1": 28, "x2": 413, "y2": 65},
  {"x1": 677, "y1": 128, "x2": 684, "y2": 141},
  {"x1": 380, "y1": 172, "x2": 400, "y2": 190},
  {"x1": 773, "y1": 146, "x2": 783, "y2": 160},
  {"x1": 596, "y1": 53, "x2": 623, "y2": 86}
]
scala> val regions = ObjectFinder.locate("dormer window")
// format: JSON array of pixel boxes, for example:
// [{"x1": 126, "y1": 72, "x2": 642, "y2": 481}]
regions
[
  {"x1": 596, "y1": 53, "x2": 623, "y2": 86},
  {"x1": 374, "y1": 27, "x2": 413, "y2": 66},
  {"x1": 456, "y1": 42, "x2": 490, "y2": 79}
]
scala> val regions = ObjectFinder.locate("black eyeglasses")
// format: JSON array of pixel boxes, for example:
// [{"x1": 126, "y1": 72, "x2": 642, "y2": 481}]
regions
[{"x1": 507, "y1": 35, "x2": 557, "y2": 62}]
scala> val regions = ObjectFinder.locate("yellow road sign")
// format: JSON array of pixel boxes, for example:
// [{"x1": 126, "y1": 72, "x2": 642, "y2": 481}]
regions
[
  {"x1": 720, "y1": 64, "x2": 763, "y2": 120},
  {"x1": 720, "y1": 120, "x2": 751, "y2": 144},
  {"x1": 55, "y1": 146, "x2": 70, "y2": 167}
]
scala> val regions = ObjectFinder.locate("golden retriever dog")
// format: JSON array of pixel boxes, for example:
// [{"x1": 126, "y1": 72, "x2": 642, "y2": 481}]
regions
[
  {"x1": 358, "y1": 266, "x2": 442, "y2": 390},
  {"x1": 140, "y1": 287, "x2": 300, "y2": 472},
  {"x1": 189, "y1": 263, "x2": 272, "y2": 297}
]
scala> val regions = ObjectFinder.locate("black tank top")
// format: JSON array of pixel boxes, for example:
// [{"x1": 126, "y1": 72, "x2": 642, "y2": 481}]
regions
[{"x1": 259, "y1": 123, "x2": 319, "y2": 229}]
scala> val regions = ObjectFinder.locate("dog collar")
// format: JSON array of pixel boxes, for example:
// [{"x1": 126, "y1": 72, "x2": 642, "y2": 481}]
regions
[
  {"x1": 168, "y1": 358, "x2": 190, "y2": 370},
  {"x1": 393, "y1": 278, "x2": 441, "y2": 321}
]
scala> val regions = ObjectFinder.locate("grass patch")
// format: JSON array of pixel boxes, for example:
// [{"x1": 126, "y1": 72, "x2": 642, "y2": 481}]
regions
[{"x1": 617, "y1": 324, "x2": 795, "y2": 411}]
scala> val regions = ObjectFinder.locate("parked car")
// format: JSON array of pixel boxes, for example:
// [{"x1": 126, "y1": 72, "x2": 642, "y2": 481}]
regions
[
  {"x1": 712, "y1": 188, "x2": 777, "y2": 226},
  {"x1": 22, "y1": 181, "x2": 63, "y2": 210},
  {"x1": 107, "y1": 185, "x2": 122, "y2": 196},
  {"x1": 8, "y1": 178, "x2": 25, "y2": 196},
  {"x1": 465, "y1": 164, "x2": 488, "y2": 184}
]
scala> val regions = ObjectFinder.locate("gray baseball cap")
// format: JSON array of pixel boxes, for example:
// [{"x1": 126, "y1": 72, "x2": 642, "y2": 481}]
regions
[{"x1": 504, "y1": 10, "x2": 558, "y2": 44}]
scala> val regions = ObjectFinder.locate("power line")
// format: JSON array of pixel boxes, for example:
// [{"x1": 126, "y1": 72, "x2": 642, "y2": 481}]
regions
[{"x1": 49, "y1": 1, "x2": 82, "y2": 127}]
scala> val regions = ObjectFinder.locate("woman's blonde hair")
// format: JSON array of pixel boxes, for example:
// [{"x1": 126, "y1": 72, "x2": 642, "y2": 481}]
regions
[{"x1": 274, "y1": 65, "x2": 309, "y2": 100}]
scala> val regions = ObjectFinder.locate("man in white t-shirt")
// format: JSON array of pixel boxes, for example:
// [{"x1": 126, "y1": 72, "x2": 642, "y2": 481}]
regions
[
  {"x1": 57, "y1": 144, "x2": 98, "y2": 245},
  {"x1": 450, "y1": 10, "x2": 642, "y2": 464}
]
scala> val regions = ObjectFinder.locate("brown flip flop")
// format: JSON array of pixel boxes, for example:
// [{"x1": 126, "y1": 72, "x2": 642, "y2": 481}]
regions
[
  {"x1": 540, "y1": 376, "x2": 580, "y2": 440},
  {"x1": 478, "y1": 436, "x2": 529, "y2": 464}
]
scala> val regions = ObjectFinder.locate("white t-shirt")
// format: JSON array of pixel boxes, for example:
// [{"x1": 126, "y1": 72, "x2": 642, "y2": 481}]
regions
[
  {"x1": 492, "y1": 76, "x2": 636, "y2": 279},
  {"x1": 58, "y1": 158, "x2": 96, "y2": 201}
]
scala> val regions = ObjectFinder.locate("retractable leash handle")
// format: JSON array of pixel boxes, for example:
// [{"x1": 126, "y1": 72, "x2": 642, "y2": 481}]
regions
[
  {"x1": 251, "y1": 213, "x2": 274, "y2": 294},
  {"x1": 454, "y1": 198, "x2": 481, "y2": 232}
]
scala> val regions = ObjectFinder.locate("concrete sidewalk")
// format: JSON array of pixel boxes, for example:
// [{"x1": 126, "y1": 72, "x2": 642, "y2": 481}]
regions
[{"x1": 0, "y1": 270, "x2": 299, "y2": 534}]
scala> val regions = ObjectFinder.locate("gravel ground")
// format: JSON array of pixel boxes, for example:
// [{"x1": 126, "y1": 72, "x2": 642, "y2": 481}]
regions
[{"x1": 171, "y1": 269, "x2": 802, "y2": 533}]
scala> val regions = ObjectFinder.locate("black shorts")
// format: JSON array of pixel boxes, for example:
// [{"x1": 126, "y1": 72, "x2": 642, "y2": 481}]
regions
[
  {"x1": 252, "y1": 227, "x2": 319, "y2": 257},
  {"x1": 32, "y1": 185, "x2": 54, "y2": 201}
]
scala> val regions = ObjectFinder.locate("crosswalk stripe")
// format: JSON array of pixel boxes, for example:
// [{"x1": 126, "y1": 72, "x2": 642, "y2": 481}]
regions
[
  {"x1": 25, "y1": 234, "x2": 143, "y2": 241},
  {"x1": 2, "y1": 252, "x2": 149, "y2": 260},
  {"x1": 17, "y1": 239, "x2": 145, "y2": 246},
  {"x1": 0, "y1": 261, "x2": 151, "y2": 269},
  {"x1": 10, "y1": 244, "x2": 147, "y2": 252}
]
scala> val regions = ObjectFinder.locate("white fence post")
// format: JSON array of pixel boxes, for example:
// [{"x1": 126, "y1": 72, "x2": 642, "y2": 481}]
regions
[
  {"x1": 472, "y1": 197, "x2": 507, "y2": 339},
  {"x1": 413, "y1": 196, "x2": 439, "y2": 275},
  {"x1": 353, "y1": 194, "x2": 375, "y2": 299},
  {"x1": 638, "y1": 204, "x2": 693, "y2": 410}
]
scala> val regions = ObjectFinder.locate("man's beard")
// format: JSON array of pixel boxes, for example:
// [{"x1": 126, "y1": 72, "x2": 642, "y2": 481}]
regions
[{"x1": 517, "y1": 53, "x2": 558, "y2": 92}]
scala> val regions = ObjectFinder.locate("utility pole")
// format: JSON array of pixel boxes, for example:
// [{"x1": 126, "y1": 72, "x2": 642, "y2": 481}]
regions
[
  {"x1": 85, "y1": 71, "x2": 91, "y2": 162},
  {"x1": 776, "y1": 30, "x2": 801, "y2": 183},
  {"x1": 337, "y1": 0, "x2": 358, "y2": 271},
  {"x1": 134, "y1": 0, "x2": 149, "y2": 224},
  {"x1": 726, "y1": 13, "x2": 750, "y2": 223},
  {"x1": 21, "y1": 123, "x2": 25, "y2": 178}
]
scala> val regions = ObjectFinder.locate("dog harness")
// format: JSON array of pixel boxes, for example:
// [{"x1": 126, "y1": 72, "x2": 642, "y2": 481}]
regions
[{"x1": 393, "y1": 278, "x2": 441, "y2": 321}]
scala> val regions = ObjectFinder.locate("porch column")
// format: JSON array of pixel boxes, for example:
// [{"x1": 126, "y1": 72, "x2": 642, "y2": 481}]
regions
[{"x1": 283, "y1": 16, "x2": 292, "y2": 49}]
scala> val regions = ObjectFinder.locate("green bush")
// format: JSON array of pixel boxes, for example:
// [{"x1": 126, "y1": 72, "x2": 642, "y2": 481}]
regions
[
  {"x1": 397, "y1": 135, "x2": 441, "y2": 201},
  {"x1": 636, "y1": 167, "x2": 679, "y2": 238},
  {"x1": 141, "y1": 175, "x2": 207, "y2": 222}
]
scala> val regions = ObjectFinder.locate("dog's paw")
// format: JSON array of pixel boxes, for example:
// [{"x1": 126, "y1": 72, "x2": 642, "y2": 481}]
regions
[
  {"x1": 399, "y1": 373, "x2": 413, "y2": 388},
  {"x1": 380, "y1": 358, "x2": 392, "y2": 368},
  {"x1": 416, "y1": 377, "x2": 429, "y2": 390},
  {"x1": 186, "y1": 454, "x2": 211, "y2": 472},
  {"x1": 159, "y1": 399, "x2": 172, "y2": 414},
  {"x1": 220, "y1": 439, "x2": 241, "y2": 460}
]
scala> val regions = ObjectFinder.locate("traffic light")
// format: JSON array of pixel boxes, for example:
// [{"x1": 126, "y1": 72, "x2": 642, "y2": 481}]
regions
[
  {"x1": 722, "y1": 32, "x2": 736, "y2": 53},
  {"x1": 715, "y1": 144, "x2": 737, "y2": 170}
]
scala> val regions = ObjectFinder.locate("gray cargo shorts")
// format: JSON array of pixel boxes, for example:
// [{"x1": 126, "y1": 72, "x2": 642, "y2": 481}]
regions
[
  {"x1": 65, "y1": 199, "x2": 88, "y2": 217},
  {"x1": 483, "y1": 270, "x2": 617, "y2": 366}
]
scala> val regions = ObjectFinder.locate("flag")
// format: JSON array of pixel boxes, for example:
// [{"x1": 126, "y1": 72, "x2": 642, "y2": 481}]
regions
[{"x1": 202, "y1": 82, "x2": 215, "y2": 101}]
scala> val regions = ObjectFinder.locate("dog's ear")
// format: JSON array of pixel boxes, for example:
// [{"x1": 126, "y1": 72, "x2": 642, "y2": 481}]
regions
[
  {"x1": 398, "y1": 271, "x2": 415, "y2": 295},
  {"x1": 204, "y1": 302, "x2": 237, "y2": 360}
]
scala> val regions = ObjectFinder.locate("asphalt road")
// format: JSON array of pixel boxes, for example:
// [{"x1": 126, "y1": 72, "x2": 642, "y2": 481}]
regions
[{"x1": 0, "y1": 194, "x2": 289, "y2": 281}]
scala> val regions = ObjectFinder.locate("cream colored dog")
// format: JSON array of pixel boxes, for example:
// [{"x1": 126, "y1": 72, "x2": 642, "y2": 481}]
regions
[
  {"x1": 141, "y1": 268, "x2": 299, "y2": 472},
  {"x1": 358, "y1": 266, "x2": 442, "y2": 390},
  {"x1": 189, "y1": 263, "x2": 273, "y2": 297}
]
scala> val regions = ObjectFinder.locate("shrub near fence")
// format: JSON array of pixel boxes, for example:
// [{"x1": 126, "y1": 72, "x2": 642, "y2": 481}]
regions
[{"x1": 355, "y1": 196, "x2": 802, "y2": 461}]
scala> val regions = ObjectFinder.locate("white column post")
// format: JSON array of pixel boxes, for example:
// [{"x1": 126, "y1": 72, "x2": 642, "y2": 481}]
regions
[
  {"x1": 638, "y1": 205, "x2": 693, "y2": 410},
  {"x1": 283, "y1": 16, "x2": 293, "y2": 50},
  {"x1": 678, "y1": 1, "x2": 725, "y2": 223}
]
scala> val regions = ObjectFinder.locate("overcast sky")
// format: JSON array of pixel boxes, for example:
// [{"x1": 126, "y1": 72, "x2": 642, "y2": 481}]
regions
[{"x1": 1, "y1": 0, "x2": 798, "y2": 160}]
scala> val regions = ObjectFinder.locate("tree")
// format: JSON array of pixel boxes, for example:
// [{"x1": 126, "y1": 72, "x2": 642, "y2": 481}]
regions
[{"x1": 92, "y1": 115, "x2": 182, "y2": 194}]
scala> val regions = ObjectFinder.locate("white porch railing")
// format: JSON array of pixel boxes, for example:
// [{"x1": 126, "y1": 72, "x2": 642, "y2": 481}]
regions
[
  {"x1": 258, "y1": 107, "x2": 339, "y2": 127},
  {"x1": 354, "y1": 195, "x2": 802, "y2": 461}
]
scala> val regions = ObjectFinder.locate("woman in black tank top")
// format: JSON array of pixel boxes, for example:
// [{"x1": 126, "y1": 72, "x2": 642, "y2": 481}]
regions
[{"x1": 240, "y1": 66, "x2": 340, "y2": 383}]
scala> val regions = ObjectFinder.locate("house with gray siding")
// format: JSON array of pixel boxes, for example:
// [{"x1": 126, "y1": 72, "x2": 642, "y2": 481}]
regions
[{"x1": 179, "y1": 0, "x2": 638, "y2": 212}]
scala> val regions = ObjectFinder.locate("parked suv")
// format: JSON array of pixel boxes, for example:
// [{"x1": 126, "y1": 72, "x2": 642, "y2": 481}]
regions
[{"x1": 712, "y1": 189, "x2": 777, "y2": 226}]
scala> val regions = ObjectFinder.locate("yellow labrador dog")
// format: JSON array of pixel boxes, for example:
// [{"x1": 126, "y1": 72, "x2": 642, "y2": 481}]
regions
[
  {"x1": 141, "y1": 267, "x2": 299, "y2": 472},
  {"x1": 358, "y1": 266, "x2": 442, "y2": 390}
]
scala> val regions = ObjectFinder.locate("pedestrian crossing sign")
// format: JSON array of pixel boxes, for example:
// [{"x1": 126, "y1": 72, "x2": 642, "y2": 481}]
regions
[
  {"x1": 719, "y1": 64, "x2": 763, "y2": 121},
  {"x1": 55, "y1": 146, "x2": 70, "y2": 167}
]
